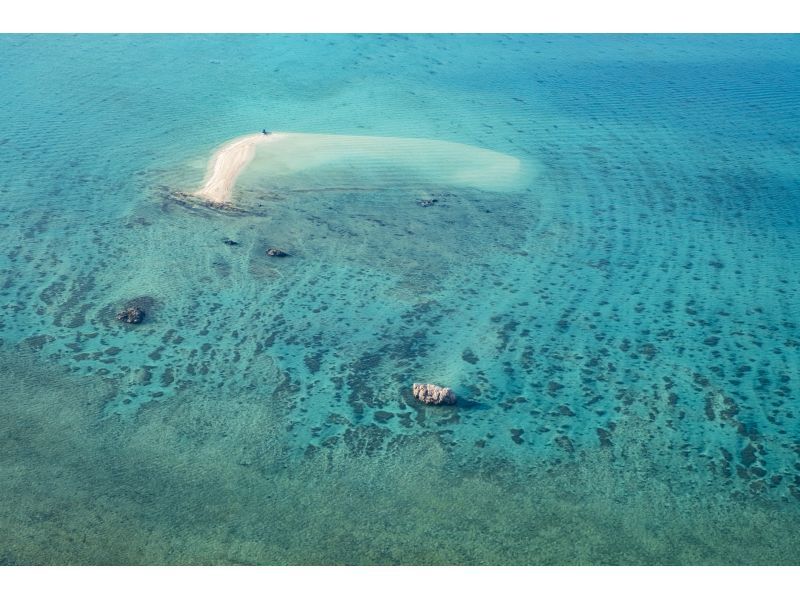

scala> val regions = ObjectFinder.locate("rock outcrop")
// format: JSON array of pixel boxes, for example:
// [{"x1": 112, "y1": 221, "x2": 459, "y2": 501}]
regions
[
  {"x1": 116, "y1": 306, "x2": 146, "y2": 324},
  {"x1": 412, "y1": 383, "x2": 456, "y2": 405},
  {"x1": 266, "y1": 247, "x2": 289, "y2": 257}
]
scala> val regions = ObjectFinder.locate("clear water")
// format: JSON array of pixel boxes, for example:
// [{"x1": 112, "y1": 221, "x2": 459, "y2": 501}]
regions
[{"x1": 1, "y1": 33, "x2": 800, "y2": 565}]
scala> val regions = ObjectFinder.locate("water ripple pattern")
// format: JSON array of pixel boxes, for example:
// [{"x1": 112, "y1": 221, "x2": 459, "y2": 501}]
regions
[{"x1": 1, "y1": 34, "x2": 799, "y2": 564}]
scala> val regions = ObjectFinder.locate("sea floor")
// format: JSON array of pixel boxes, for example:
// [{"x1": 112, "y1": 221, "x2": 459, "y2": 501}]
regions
[{"x1": 1, "y1": 33, "x2": 799, "y2": 564}]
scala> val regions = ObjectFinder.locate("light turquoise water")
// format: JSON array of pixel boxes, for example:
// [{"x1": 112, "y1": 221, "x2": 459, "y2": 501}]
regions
[{"x1": 1, "y1": 34, "x2": 800, "y2": 564}]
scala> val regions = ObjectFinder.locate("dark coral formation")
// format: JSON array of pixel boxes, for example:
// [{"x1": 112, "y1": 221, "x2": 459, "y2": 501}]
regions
[{"x1": 116, "y1": 306, "x2": 145, "y2": 325}]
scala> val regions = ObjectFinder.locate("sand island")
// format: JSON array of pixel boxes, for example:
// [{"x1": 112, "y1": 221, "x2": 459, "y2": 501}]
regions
[{"x1": 193, "y1": 131, "x2": 529, "y2": 205}]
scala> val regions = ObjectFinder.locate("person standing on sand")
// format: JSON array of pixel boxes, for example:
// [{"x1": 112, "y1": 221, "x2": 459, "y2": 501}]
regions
[{"x1": 262, "y1": 129, "x2": 271, "y2": 135}]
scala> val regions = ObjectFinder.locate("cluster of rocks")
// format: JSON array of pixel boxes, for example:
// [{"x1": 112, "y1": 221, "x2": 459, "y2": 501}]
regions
[
  {"x1": 417, "y1": 191, "x2": 455, "y2": 207},
  {"x1": 116, "y1": 305, "x2": 146, "y2": 324},
  {"x1": 412, "y1": 383, "x2": 456, "y2": 405},
  {"x1": 220, "y1": 239, "x2": 290, "y2": 256}
]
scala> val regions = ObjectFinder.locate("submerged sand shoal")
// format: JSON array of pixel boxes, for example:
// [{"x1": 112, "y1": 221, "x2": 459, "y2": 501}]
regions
[{"x1": 193, "y1": 131, "x2": 528, "y2": 205}]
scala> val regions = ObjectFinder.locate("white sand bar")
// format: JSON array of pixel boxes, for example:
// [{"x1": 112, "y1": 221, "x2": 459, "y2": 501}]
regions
[
  {"x1": 194, "y1": 132, "x2": 529, "y2": 205},
  {"x1": 194, "y1": 133, "x2": 286, "y2": 204}
]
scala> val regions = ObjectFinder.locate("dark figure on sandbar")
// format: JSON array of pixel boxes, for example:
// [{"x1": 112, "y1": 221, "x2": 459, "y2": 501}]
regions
[{"x1": 262, "y1": 129, "x2": 272, "y2": 135}]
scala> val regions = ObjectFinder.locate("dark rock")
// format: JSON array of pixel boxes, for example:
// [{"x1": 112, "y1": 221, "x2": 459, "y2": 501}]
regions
[
  {"x1": 417, "y1": 198, "x2": 438, "y2": 207},
  {"x1": 741, "y1": 443, "x2": 758, "y2": 467},
  {"x1": 556, "y1": 404, "x2": 576, "y2": 417},
  {"x1": 22, "y1": 334, "x2": 54, "y2": 350},
  {"x1": 116, "y1": 305, "x2": 145, "y2": 324},
  {"x1": 266, "y1": 247, "x2": 289, "y2": 257},
  {"x1": 412, "y1": 383, "x2": 456, "y2": 405},
  {"x1": 461, "y1": 349, "x2": 479, "y2": 364},
  {"x1": 596, "y1": 427, "x2": 613, "y2": 447},
  {"x1": 223, "y1": 239, "x2": 240, "y2": 246},
  {"x1": 374, "y1": 410, "x2": 394, "y2": 423},
  {"x1": 639, "y1": 343, "x2": 657, "y2": 359},
  {"x1": 396, "y1": 412, "x2": 414, "y2": 428},
  {"x1": 555, "y1": 435, "x2": 575, "y2": 453},
  {"x1": 105, "y1": 296, "x2": 157, "y2": 326}
]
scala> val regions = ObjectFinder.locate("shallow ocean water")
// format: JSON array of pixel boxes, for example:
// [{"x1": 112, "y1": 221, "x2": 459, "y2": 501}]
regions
[{"x1": 1, "y1": 33, "x2": 800, "y2": 565}]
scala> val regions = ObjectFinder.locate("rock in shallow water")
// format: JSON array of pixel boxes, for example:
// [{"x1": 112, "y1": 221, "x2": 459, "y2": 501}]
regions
[
  {"x1": 266, "y1": 247, "x2": 289, "y2": 257},
  {"x1": 116, "y1": 306, "x2": 146, "y2": 324},
  {"x1": 412, "y1": 383, "x2": 456, "y2": 405}
]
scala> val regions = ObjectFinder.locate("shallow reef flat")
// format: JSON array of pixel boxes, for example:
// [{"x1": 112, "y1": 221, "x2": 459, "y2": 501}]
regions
[{"x1": 2, "y1": 349, "x2": 800, "y2": 565}]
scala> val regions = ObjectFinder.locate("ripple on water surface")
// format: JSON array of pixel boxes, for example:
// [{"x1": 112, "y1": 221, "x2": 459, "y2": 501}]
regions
[{"x1": 0, "y1": 33, "x2": 799, "y2": 564}]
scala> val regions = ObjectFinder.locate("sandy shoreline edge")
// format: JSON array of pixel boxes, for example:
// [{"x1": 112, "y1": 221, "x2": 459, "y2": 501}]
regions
[{"x1": 194, "y1": 133, "x2": 286, "y2": 204}]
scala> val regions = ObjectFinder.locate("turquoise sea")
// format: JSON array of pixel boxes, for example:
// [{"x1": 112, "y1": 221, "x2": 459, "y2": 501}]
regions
[{"x1": 1, "y1": 34, "x2": 800, "y2": 564}]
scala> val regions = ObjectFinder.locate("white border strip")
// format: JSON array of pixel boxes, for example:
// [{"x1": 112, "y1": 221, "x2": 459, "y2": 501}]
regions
[
  {"x1": 2, "y1": 0, "x2": 799, "y2": 32},
  {"x1": 2, "y1": 566, "x2": 799, "y2": 598}
]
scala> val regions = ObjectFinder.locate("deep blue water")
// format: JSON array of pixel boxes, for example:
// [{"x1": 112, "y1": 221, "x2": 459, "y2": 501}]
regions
[{"x1": 1, "y1": 34, "x2": 799, "y2": 564}]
